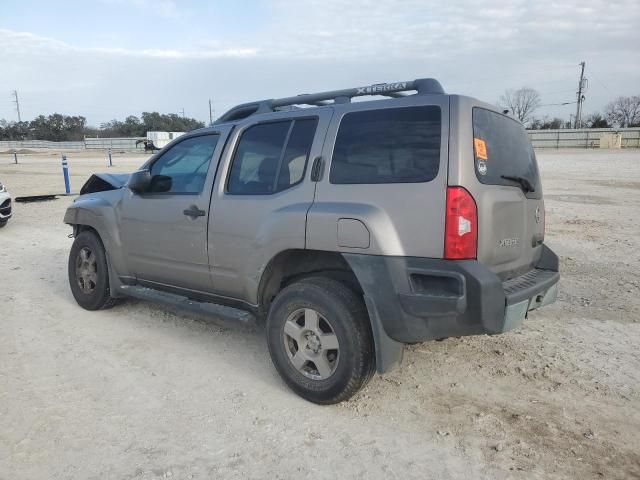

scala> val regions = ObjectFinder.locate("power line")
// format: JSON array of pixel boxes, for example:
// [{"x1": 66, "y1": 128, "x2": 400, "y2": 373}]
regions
[
  {"x1": 445, "y1": 64, "x2": 578, "y2": 89},
  {"x1": 588, "y1": 71, "x2": 613, "y2": 94},
  {"x1": 11, "y1": 90, "x2": 21, "y2": 122},
  {"x1": 539, "y1": 88, "x2": 578, "y2": 96},
  {"x1": 538, "y1": 101, "x2": 577, "y2": 107}
]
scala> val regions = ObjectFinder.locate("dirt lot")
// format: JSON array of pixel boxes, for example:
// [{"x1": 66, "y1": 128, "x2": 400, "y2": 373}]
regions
[{"x1": 1, "y1": 149, "x2": 639, "y2": 479}]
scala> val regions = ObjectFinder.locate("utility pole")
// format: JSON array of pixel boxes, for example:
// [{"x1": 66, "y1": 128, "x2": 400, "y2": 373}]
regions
[
  {"x1": 208, "y1": 99, "x2": 214, "y2": 125},
  {"x1": 574, "y1": 61, "x2": 586, "y2": 129},
  {"x1": 179, "y1": 108, "x2": 185, "y2": 118},
  {"x1": 12, "y1": 90, "x2": 22, "y2": 122}
]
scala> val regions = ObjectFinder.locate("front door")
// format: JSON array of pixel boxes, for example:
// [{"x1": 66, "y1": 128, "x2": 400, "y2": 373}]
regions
[{"x1": 119, "y1": 128, "x2": 230, "y2": 293}]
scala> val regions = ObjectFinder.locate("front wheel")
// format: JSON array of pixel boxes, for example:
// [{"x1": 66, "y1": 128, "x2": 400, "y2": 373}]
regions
[
  {"x1": 68, "y1": 230, "x2": 117, "y2": 310},
  {"x1": 266, "y1": 276, "x2": 375, "y2": 404}
]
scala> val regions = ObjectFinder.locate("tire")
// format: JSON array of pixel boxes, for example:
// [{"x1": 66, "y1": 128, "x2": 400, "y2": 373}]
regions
[
  {"x1": 68, "y1": 230, "x2": 117, "y2": 310},
  {"x1": 0, "y1": 220, "x2": 7, "y2": 228},
  {"x1": 266, "y1": 276, "x2": 375, "y2": 404}
]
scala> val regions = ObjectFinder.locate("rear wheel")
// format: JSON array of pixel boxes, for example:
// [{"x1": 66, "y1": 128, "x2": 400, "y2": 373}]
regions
[
  {"x1": 68, "y1": 230, "x2": 117, "y2": 310},
  {"x1": 266, "y1": 276, "x2": 375, "y2": 404},
  {"x1": 0, "y1": 220, "x2": 7, "y2": 228}
]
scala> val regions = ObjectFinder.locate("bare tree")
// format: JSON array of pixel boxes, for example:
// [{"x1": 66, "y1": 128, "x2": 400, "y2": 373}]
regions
[
  {"x1": 498, "y1": 87, "x2": 541, "y2": 125},
  {"x1": 585, "y1": 112, "x2": 610, "y2": 128},
  {"x1": 529, "y1": 115, "x2": 563, "y2": 130},
  {"x1": 605, "y1": 96, "x2": 640, "y2": 127}
]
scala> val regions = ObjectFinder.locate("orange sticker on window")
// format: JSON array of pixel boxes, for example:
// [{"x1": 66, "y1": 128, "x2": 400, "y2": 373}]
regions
[{"x1": 474, "y1": 138, "x2": 488, "y2": 160}]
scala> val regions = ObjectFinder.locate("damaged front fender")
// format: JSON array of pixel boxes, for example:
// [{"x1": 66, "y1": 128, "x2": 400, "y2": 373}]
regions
[
  {"x1": 80, "y1": 172, "x2": 130, "y2": 195},
  {"x1": 64, "y1": 186, "x2": 129, "y2": 280}
]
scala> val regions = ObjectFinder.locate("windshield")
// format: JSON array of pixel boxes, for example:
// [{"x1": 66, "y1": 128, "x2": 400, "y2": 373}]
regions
[{"x1": 472, "y1": 107, "x2": 541, "y2": 198}]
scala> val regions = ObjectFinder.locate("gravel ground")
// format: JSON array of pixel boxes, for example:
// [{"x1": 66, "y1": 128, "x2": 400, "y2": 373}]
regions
[{"x1": 0, "y1": 149, "x2": 639, "y2": 479}]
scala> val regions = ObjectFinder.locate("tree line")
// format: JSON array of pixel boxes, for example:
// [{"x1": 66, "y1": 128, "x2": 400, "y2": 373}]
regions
[
  {"x1": 499, "y1": 87, "x2": 640, "y2": 129},
  {"x1": 0, "y1": 112, "x2": 205, "y2": 141},
  {"x1": 2, "y1": 91, "x2": 639, "y2": 141}
]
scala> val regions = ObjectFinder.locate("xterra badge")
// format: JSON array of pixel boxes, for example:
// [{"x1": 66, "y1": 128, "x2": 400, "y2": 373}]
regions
[
  {"x1": 498, "y1": 238, "x2": 519, "y2": 248},
  {"x1": 356, "y1": 82, "x2": 407, "y2": 94}
]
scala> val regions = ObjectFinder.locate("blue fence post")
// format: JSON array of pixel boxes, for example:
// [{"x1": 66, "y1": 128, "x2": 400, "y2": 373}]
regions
[
  {"x1": 62, "y1": 154, "x2": 71, "y2": 194},
  {"x1": 13, "y1": 151, "x2": 18, "y2": 164},
  {"x1": 108, "y1": 148, "x2": 113, "y2": 167}
]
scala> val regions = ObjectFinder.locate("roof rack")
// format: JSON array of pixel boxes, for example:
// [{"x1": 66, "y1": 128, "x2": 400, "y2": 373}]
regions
[{"x1": 215, "y1": 77, "x2": 444, "y2": 124}]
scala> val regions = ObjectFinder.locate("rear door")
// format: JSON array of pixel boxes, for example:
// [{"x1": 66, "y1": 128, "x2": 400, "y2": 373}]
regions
[
  {"x1": 208, "y1": 109, "x2": 332, "y2": 302},
  {"x1": 451, "y1": 99, "x2": 544, "y2": 280}
]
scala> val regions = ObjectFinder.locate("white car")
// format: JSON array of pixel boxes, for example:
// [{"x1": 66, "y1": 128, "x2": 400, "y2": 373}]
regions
[{"x1": 0, "y1": 180, "x2": 11, "y2": 228}]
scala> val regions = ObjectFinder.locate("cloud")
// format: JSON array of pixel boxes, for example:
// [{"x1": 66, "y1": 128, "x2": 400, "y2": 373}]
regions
[
  {"x1": 1, "y1": 0, "x2": 639, "y2": 124},
  {"x1": 3, "y1": 0, "x2": 639, "y2": 61},
  {"x1": 99, "y1": 0, "x2": 187, "y2": 19},
  {"x1": 0, "y1": 28, "x2": 257, "y2": 59},
  {"x1": 255, "y1": 0, "x2": 640, "y2": 59},
  {"x1": 90, "y1": 47, "x2": 258, "y2": 59}
]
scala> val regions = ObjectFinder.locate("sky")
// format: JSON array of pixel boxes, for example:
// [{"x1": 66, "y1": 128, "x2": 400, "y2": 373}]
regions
[{"x1": 1, "y1": 0, "x2": 639, "y2": 126}]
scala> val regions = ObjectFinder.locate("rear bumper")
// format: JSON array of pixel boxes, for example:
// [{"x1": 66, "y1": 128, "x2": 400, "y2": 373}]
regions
[{"x1": 344, "y1": 245, "x2": 559, "y2": 344}]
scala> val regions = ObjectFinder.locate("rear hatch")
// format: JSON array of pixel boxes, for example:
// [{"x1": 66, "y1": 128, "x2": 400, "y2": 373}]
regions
[{"x1": 470, "y1": 107, "x2": 544, "y2": 280}]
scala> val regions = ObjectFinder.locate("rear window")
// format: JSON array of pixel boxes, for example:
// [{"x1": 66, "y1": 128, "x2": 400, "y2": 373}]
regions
[
  {"x1": 472, "y1": 108, "x2": 541, "y2": 196},
  {"x1": 330, "y1": 106, "x2": 441, "y2": 184}
]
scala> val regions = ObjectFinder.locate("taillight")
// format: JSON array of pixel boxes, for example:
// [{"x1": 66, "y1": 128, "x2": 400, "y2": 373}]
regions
[{"x1": 444, "y1": 186, "x2": 477, "y2": 259}]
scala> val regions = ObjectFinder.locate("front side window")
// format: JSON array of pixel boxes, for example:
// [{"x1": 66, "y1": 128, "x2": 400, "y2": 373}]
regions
[
  {"x1": 227, "y1": 118, "x2": 317, "y2": 195},
  {"x1": 149, "y1": 134, "x2": 219, "y2": 194},
  {"x1": 329, "y1": 106, "x2": 441, "y2": 184}
]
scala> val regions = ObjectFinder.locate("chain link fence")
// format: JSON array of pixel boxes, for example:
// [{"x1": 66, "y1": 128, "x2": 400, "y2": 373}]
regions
[
  {"x1": 2, "y1": 129, "x2": 640, "y2": 151},
  {"x1": 0, "y1": 137, "x2": 145, "y2": 151},
  {"x1": 527, "y1": 128, "x2": 640, "y2": 149}
]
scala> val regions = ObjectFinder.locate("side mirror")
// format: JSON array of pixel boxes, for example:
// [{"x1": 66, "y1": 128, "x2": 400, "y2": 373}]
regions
[
  {"x1": 127, "y1": 169, "x2": 151, "y2": 194},
  {"x1": 149, "y1": 175, "x2": 172, "y2": 193}
]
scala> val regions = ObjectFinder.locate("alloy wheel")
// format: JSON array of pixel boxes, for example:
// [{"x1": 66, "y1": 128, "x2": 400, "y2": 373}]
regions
[
  {"x1": 75, "y1": 247, "x2": 98, "y2": 294},
  {"x1": 282, "y1": 308, "x2": 340, "y2": 380}
]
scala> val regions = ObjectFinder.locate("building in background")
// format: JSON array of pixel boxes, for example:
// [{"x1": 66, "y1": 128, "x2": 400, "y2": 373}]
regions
[{"x1": 146, "y1": 131, "x2": 185, "y2": 149}]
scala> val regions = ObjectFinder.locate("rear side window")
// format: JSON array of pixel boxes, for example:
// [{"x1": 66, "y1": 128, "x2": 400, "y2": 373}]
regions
[
  {"x1": 227, "y1": 118, "x2": 317, "y2": 195},
  {"x1": 277, "y1": 119, "x2": 317, "y2": 191},
  {"x1": 330, "y1": 106, "x2": 441, "y2": 184},
  {"x1": 472, "y1": 108, "x2": 541, "y2": 196}
]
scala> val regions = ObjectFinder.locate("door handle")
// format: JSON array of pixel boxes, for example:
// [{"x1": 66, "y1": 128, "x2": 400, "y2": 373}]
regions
[{"x1": 183, "y1": 205, "x2": 206, "y2": 219}]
